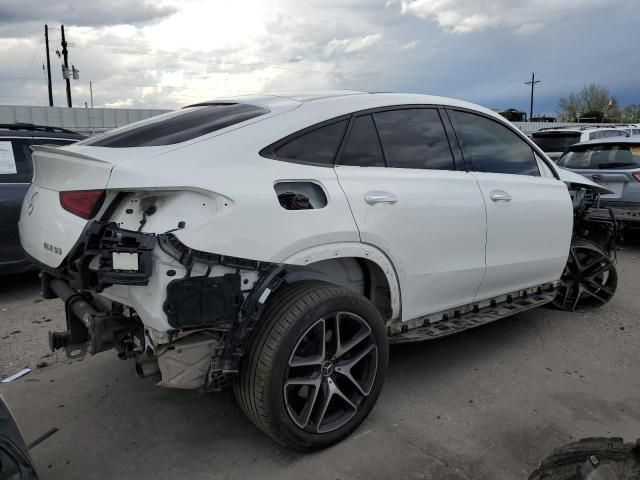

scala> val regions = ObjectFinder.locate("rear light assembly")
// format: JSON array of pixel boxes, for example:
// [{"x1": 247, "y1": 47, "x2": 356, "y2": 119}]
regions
[
  {"x1": 59, "y1": 190, "x2": 106, "y2": 219},
  {"x1": 633, "y1": 172, "x2": 640, "y2": 182}
]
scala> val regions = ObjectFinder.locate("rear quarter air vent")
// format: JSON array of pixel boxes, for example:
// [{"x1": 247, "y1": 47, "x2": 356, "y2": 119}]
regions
[{"x1": 274, "y1": 181, "x2": 327, "y2": 211}]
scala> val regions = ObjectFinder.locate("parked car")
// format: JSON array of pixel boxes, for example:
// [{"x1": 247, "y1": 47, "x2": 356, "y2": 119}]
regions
[
  {"x1": 0, "y1": 123, "x2": 85, "y2": 274},
  {"x1": 557, "y1": 135, "x2": 640, "y2": 227},
  {"x1": 614, "y1": 124, "x2": 640, "y2": 136},
  {"x1": 531, "y1": 126, "x2": 628, "y2": 161},
  {"x1": 18, "y1": 91, "x2": 617, "y2": 449}
]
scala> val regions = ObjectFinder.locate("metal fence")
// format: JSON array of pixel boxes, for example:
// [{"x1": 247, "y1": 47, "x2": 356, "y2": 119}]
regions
[
  {"x1": 512, "y1": 121, "x2": 607, "y2": 133},
  {"x1": 0, "y1": 105, "x2": 171, "y2": 135}
]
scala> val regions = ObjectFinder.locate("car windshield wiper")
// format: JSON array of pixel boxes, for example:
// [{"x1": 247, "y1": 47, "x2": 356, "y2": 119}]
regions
[{"x1": 598, "y1": 162, "x2": 637, "y2": 169}]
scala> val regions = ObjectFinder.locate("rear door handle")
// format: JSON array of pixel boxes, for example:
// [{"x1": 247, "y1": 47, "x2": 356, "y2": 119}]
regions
[
  {"x1": 489, "y1": 190, "x2": 511, "y2": 202},
  {"x1": 364, "y1": 191, "x2": 398, "y2": 205}
]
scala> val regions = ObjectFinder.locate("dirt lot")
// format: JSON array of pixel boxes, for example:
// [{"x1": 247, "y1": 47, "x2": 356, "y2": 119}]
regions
[{"x1": 1, "y1": 236, "x2": 639, "y2": 479}]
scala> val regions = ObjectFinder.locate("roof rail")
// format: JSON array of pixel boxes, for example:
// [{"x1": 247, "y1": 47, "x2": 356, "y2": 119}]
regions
[{"x1": 0, "y1": 122, "x2": 81, "y2": 135}]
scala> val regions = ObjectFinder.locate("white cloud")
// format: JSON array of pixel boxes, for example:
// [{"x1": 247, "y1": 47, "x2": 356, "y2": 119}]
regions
[
  {"x1": 325, "y1": 34, "x2": 383, "y2": 55},
  {"x1": 397, "y1": 0, "x2": 612, "y2": 33},
  {"x1": 399, "y1": 40, "x2": 420, "y2": 50}
]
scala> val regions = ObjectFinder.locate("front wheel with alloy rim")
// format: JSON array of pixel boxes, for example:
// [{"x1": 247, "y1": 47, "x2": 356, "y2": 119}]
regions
[
  {"x1": 553, "y1": 239, "x2": 617, "y2": 311},
  {"x1": 234, "y1": 281, "x2": 388, "y2": 450}
]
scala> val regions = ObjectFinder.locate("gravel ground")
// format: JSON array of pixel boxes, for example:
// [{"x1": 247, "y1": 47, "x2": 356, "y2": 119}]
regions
[{"x1": 1, "y1": 234, "x2": 639, "y2": 479}]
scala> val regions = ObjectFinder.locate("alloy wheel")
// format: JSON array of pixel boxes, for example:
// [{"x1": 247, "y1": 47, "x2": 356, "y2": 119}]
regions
[
  {"x1": 283, "y1": 311, "x2": 378, "y2": 434},
  {"x1": 553, "y1": 240, "x2": 617, "y2": 311}
]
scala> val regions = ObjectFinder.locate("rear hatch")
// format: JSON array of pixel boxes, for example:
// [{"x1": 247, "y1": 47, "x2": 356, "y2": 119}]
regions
[
  {"x1": 18, "y1": 146, "x2": 115, "y2": 268},
  {"x1": 531, "y1": 131, "x2": 581, "y2": 160},
  {"x1": 18, "y1": 99, "x2": 300, "y2": 269},
  {"x1": 557, "y1": 143, "x2": 640, "y2": 203}
]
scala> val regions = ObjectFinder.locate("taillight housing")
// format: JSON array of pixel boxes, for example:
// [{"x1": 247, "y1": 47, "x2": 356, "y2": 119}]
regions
[
  {"x1": 633, "y1": 172, "x2": 640, "y2": 182},
  {"x1": 59, "y1": 190, "x2": 105, "y2": 219}
]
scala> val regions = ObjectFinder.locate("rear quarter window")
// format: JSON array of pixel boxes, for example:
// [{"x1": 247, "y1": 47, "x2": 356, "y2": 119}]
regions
[
  {"x1": 264, "y1": 120, "x2": 348, "y2": 165},
  {"x1": 84, "y1": 103, "x2": 269, "y2": 148}
]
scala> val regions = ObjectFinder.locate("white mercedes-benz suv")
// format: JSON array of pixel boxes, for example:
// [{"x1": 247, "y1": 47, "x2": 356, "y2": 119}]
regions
[{"x1": 18, "y1": 91, "x2": 618, "y2": 449}]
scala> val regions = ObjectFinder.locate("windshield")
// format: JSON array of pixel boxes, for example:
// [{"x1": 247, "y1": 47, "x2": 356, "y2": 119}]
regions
[
  {"x1": 557, "y1": 144, "x2": 640, "y2": 169},
  {"x1": 530, "y1": 132, "x2": 581, "y2": 152}
]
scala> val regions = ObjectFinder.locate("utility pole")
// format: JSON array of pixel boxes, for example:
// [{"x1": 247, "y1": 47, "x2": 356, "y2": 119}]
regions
[
  {"x1": 524, "y1": 72, "x2": 540, "y2": 121},
  {"x1": 44, "y1": 25, "x2": 53, "y2": 106},
  {"x1": 89, "y1": 81, "x2": 95, "y2": 135},
  {"x1": 61, "y1": 24, "x2": 72, "y2": 107}
]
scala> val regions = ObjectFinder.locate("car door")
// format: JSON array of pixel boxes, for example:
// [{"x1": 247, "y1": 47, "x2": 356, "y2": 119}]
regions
[
  {"x1": 448, "y1": 109, "x2": 573, "y2": 302},
  {"x1": 334, "y1": 107, "x2": 487, "y2": 321}
]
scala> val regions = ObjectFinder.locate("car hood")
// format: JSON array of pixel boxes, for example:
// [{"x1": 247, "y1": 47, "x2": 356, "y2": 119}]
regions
[{"x1": 555, "y1": 167, "x2": 614, "y2": 195}]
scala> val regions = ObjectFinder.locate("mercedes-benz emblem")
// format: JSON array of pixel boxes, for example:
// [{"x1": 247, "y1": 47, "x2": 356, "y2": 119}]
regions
[
  {"x1": 320, "y1": 360, "x2": 335, "y2": 377},
  {"x1": 27, "y1": 191, "x2": 39, "y2": 216}
]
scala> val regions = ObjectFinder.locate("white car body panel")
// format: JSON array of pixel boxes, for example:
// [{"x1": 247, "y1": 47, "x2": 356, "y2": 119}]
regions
[
  {"x1": 335, "y1": 166, "x2": 487, "y2": 321},
  {"x1": 470, "y1": 172, "x2": 573, "y2": 301},
  {"x1": 555, "y1": 166, "x2": 614, "y2": 195},
  {"x1": 18, "y1": 90, "x2": 576, "y2": 334},
  {"x1": 19, "y1": 147, "x2": 114, "y2": 267}
]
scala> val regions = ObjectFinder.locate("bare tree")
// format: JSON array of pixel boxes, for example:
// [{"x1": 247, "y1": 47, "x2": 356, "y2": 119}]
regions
[{"x1": 558, "y1": 83, "x2": 620, "y2": 122}]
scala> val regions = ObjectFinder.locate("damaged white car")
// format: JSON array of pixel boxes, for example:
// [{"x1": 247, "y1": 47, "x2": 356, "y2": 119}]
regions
[{"x1": 18, "y1": 91, "x2": 618, "y2": 449}]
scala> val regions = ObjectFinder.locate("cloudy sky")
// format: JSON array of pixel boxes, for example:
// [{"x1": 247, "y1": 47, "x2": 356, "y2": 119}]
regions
[{"x1": 0, "y1": 0, "x2": 638, "y2": 115}]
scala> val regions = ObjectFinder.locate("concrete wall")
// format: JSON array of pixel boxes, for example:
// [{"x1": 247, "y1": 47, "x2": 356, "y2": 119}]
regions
[
  {"x1": 0, "y1": 105, "x2": 171, "y2": 135},
  {"x1": 0, "y1": 105, "x2": 621, "y2": 137}
]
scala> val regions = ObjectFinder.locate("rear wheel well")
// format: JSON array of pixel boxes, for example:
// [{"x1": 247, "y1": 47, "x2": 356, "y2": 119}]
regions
[{"x1": 289, "y1": 257, "x2": 392, "y2": 322}]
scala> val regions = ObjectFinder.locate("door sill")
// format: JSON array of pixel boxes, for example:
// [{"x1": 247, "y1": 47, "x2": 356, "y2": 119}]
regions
[{"x1": 390, "y1": 283, "x2": 557, "y2": 344}]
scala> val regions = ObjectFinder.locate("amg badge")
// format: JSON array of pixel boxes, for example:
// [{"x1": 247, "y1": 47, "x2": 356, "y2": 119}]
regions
[{"x1": 43, "y1": 242, "x2": 62, "y2": 255}]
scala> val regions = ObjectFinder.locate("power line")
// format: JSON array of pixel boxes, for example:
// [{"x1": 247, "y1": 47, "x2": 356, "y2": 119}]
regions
[
  {"x1": 15, "y1": 34, "x2": 44, "y2": 101},
  {"x1": 76, "y1": 35, "x2": 374, "y2": 68},
  {"x1": 96, "y1": 46, "x2": 374, "y2": 77}
]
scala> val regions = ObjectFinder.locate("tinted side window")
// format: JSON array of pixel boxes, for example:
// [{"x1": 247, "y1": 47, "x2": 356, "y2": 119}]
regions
[
  {"x1": 274, "y1": 120, "x2": 347, "y2": 165},
  {"x1": 452, "y1": 110, "x2": 540, "y2": 176},
  {"x1": 338, "y1": 115, "x2": 385, "y2": 167},
  {"x1": 85, "y1": 103, "x2": 269, "y2": 147},
  {"x1": 374, "y1": 109, "x2": 455, "y2": 170}
]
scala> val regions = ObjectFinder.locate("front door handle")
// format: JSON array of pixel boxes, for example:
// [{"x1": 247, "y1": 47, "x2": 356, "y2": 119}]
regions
[
  {"x1": 364, "y1": 191, "x2": 398, "y2": 205},
  {"x1": 489, "y1": 190, "x2": 511, "y2": 202}
]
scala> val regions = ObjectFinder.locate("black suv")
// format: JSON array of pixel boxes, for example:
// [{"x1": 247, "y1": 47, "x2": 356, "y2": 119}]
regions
[{"x1": 0, "y1": 123, "x2": 85, "y2": 274}]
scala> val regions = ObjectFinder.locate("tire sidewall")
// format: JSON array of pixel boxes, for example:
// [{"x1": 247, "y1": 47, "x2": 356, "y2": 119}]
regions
[{"x1": 264, "y1": 287, "x2": 388, "y2": 450}]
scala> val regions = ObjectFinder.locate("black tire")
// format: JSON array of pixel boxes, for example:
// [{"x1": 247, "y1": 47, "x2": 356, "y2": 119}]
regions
[
  {"x1": 528, "y1": 437, "x2": 640, "y2": 479},
  {"x1": 233, "y1": 281, "x2": 388, "y2": 450},
  {"x1": 553, "y1": 239, "x2": 617, "y2": 311}
]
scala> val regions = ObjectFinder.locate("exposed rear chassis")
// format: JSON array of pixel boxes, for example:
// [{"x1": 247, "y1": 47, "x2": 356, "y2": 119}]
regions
[{"x1": 36, "y1": 221, "x2": 291, "y2": 390}]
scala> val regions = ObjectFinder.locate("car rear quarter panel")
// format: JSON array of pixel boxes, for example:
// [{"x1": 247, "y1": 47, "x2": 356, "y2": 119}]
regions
[{"x1": 106, "y1": 127, "x2": 361, "y2": 262}]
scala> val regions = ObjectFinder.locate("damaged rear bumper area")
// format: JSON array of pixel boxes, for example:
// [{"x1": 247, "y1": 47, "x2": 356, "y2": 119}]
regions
[{"x1": 38, "y1": 221, "x2": 288, "y2": 390}]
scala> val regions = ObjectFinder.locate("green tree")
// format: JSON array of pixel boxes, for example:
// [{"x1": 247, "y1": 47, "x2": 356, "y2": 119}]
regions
[
  {"x1": 622, "y1": 104, "x2": 640, "y2": 123},
  {"x1": 558, "y1": 83, "x2": 620, "y2": 122}
]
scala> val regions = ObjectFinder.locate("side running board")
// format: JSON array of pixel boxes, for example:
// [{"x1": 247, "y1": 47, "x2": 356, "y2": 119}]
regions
[{"x1": 389, "y1": 290, "x2": 557, "y2": 344}]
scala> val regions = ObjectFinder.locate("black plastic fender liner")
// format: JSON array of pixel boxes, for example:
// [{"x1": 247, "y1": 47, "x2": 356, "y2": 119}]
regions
[{"x1": 163, "y1": 273, "x2": 244, "y2": 330}]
